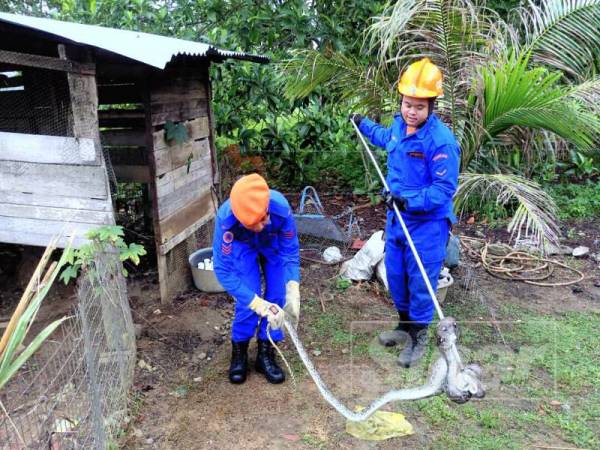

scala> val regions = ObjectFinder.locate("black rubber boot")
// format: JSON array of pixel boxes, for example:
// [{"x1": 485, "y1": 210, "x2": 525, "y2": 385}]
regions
[
  {"x1": 228, "y1": 340, "x2": 249, "y2": 384},
  {"x1": 408, "y1": 324, "x2": 429, "y2": 366},
  {"x1": 378, "y1": 311, "x2": 411, "y2": 347},
  {"x1": 398, "y1": 324, "x2": 429, "y2": 368},
  {"x1": 255, "y1": 339, "x2": 285, "y2": 384}
]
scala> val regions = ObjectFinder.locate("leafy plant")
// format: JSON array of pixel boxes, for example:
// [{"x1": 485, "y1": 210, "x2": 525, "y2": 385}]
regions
[
  {"x1": 335, "y1": 278, "x2": 352, "y2": 290},
  {"x1": 557, "y1": 150, "x2": 600, "y2": 180},
  {"x1": 60, "y1": 225, "x2": 147, "y2": 284},
  {"x1": 547, "y1": 182, "x2": 600, "y2": 219},
  {"x1": 0, "y1": 239, "x2": 70, "y2": 391}
]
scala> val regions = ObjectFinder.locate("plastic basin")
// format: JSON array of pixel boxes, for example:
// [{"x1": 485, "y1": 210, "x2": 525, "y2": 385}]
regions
[
  {"x1": 188, "y1": 247, "x2": 225, "y2": 293},
  {"x1": 436, "y1": 271, "x2": 454, "y2": 304}
]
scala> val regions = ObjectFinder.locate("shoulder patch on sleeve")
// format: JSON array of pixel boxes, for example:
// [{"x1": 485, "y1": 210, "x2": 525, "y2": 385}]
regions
[{"x1": 268, "y1": 190, "x2": 292, "y2": 218}]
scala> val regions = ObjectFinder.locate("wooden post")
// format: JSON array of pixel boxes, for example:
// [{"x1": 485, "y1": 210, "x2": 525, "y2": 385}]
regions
[
  {"x1": 59, "y1": 45, "x2": 131, "y2": 395},
  {"x1": 141, "y1": 71, "x2": 170, "y2": 303}
]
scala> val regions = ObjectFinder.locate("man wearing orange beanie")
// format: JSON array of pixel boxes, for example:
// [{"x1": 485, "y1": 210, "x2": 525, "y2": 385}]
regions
[{"x1": 213, "y1": 173, "x2": 300, "y2": 384}]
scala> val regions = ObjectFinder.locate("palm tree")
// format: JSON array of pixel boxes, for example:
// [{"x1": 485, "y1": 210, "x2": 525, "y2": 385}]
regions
[{"x1": 281, "y1": 0, "x2": 600, "y2": 248}]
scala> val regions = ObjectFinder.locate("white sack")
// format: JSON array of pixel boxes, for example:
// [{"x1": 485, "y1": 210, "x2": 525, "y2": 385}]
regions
[{"x1": 339, "y1": 230, "x2": 385, "y2": 281}]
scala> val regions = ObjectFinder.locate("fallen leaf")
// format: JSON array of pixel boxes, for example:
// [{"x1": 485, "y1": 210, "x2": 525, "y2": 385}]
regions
[
  {"x1": 466, "y1": 216, "x2": 475, "y2": 225},
  {"x1": 351, "y1": 239, "x2": 366, "y2": 250},
  {"x1": 282, "y1": 434, "x2": 301, "y2": 442},
  {"x1": 550, "y1": 400, "x2": 561, "y2": 408}
]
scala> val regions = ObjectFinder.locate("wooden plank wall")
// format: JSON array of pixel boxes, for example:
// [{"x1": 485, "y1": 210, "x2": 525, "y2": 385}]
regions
[
  {"x1": 97, "y1": 78, "x2": 149, "y2": 183},
  {"x1": 146, "y1": 66, "x2": 217, "y2": 303},
  {"x1": 0, "y1": 52, "x2": 114, "y2": 249}
]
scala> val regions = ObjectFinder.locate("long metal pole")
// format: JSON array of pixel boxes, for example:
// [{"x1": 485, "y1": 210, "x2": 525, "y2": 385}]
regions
[{"x1": 350, "y1": 119, "x2": 445, "y2": 320}]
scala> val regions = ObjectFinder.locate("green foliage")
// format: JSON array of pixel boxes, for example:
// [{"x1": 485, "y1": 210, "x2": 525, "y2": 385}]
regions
[
  {"x1": 60, "y1": 225, "x2": 147, "y2": 284},
  {"x1": 486, "y1": 0, "x2": 520, "y2": 19},
  {"x1": 335, "y1": 278, "x2": 352, "y2": 290},
  {"x1": 164, "y1": 120, "x2": 189, "y2": 146},
  {"x1": 547, "y1": 182, "x2": 600, "y2": 219},
  {"x1": 556, "y1": 150, "x2": 600, "y2": 180},
  {"x1": 475, "y1": 53, "x2": 599, "y2": 165}
]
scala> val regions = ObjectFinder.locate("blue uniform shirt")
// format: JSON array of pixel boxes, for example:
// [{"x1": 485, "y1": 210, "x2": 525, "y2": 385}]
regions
[
  {"x1": 213, "y1": 190, "x2": 300, "y2": 308},
  {"x1": 359, "y1": 113, "x2": 460, "y2": 223}
]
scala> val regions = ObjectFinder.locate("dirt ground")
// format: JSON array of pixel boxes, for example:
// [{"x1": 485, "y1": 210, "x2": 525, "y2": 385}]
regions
[
  {"x1": 117, "y1": 212, "x2": 600, "y2": 450},
  {"x1": 2, "y1": 206, "x2": 598, "y2": 450}
]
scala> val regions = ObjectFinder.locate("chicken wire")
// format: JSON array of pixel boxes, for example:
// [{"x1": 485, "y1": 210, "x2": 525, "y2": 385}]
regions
[
  {"x1": 0, "y1": 65, "x2": 72, "y2": 136},
  {"x1": 0, "y1": 252, "x2": 136, "y2": 449},
  {"x1": 0, "y1": 63, "x2": 118, "y2": 193}
]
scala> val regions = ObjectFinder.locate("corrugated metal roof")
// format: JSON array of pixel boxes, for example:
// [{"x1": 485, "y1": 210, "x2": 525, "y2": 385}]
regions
[{"x1": 0, "y1": 12, "x2": 269, "y2": 68}]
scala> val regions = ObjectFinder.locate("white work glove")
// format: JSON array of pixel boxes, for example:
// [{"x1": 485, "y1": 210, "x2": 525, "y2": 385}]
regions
[
  {"x1": 283, "y1": 280, "x2": 300, "y2": 329},
  {"x1": 249, "y1": 295, "x2": 285, "y2": 329}
]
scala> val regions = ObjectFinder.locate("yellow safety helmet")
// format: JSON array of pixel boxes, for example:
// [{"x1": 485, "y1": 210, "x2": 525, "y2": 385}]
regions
[{"x1": 397, "y1": 58, "x2": 444, "y2": 98}]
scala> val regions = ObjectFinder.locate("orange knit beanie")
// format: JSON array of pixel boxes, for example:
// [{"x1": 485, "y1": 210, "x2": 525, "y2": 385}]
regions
[{"x1": 229, "y1": 173, "x2": 270, "y2": 227}]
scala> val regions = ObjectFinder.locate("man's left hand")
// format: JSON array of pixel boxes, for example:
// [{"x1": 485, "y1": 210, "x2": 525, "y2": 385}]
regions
[
  {"x1": 383, "y1": 190, "x2": 408, "y2": 212},
  {"x1": 283, "y1": 280, "x2": 300, "y2": 329}
]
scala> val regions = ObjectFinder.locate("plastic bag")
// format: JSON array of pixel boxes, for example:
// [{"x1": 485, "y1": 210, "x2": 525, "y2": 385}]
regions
[
  {"x1": 339, "y1": 231, "x2": 385, "y2": 281},
  {"x1": 346, "y1": 408, "x2": 414, "y2": 441}
]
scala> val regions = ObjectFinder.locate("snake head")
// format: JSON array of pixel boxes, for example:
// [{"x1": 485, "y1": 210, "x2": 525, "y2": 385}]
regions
[
  {"x1": 446, "y1": 364, "x2": 486, "y2": 403},
  {"x1": 436, "y1": 317, "x2": 459, "y2": 349}
]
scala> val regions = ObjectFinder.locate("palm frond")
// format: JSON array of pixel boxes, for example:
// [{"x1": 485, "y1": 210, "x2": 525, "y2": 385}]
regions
[
  {"x1": 278, "y1": 49, "x2": 394, "y2": 113},
  {"x1": 481, "y1": 53, "x2": 600, "y2": 151},
  {"x1": 566, "y1": 76, "x2": 600, "y2": 115},
  {"x1": 367, "y1": 0, "x2": 510, "y2": 130},
  {"x1": 455, "y1": 173, "x2": 561, "y2": 247},
  {"x1": 515, "y1": 0, "x2": 600, "y2": 79},
  {"x1": 366, "y1": 0, "x2": 420, "y2": 65}
]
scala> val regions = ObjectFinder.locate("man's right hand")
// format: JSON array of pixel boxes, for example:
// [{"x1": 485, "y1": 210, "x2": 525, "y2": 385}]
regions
[
  {"x1": 249, "y1": 295, "x2": 285, "y2": 329},
  {"x1": 349, "y1": 113, "x2": 364, "y2": 126}
]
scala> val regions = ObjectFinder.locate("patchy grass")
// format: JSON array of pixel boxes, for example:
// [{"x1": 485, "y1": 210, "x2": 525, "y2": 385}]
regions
[
  {"x1": 301, "y1": 433, "x2": 327, "y2": 449},
  {"x1": 313, "y1": 280, "x2": 600, "y2": 449},
  {"x1": 427, "y1": 307, "x2": 600, "y2": 449},
  {"x1": 301, "y1": 283, "x2": 599, "y2": 448}
]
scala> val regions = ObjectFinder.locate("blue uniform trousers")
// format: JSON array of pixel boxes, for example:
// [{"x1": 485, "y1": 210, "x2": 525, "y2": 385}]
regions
[
  {"x1": 231, "y1": 254, "x2": 285, "y2": 343},
  {"x1": 385, "y1": 213, "x2": 450, "y2": 325}
]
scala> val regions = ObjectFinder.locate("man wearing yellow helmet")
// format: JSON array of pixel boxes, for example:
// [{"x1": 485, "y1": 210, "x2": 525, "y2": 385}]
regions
[{"x1": 350, "y1": 58, "x2": 460, "y2": 368}]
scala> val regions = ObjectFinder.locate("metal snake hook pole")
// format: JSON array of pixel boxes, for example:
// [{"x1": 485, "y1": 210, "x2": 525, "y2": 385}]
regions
[{"x1": 349, "y1": 119, "x2": 444, "y2": 320}]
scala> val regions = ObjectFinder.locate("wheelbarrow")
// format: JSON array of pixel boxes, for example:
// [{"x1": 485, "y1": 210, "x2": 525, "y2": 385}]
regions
[{"x1": 293, "y1": 186, "x2": 352, "y2": 244}]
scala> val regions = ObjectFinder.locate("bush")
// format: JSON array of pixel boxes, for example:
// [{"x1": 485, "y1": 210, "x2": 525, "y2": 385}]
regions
[{"x1": 546, "y1": 182, "x2": 600, "y2": 219}]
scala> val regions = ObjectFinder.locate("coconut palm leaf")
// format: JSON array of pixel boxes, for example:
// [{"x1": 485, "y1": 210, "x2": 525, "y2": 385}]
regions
[
  {"x1": 455, "y1": 173, "x2": 561, "y2": 247},
  {"x1": 515, "y1": 0, "x2": 600, "y2": 80},
  {"x1": 280, "y1": 49, "x2": 394, "y2": 113},
  {"x1": 566, "y1": 76, "x2": 600, "y2": 115},
  {"x1": 480, "y1": 53, "x2": 600, "y2": 153}
]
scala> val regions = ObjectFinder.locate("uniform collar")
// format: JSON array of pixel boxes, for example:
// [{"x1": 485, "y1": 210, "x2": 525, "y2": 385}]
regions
[
  {"x1": 220, "y1": 211, "x2": 238, "y2": 230},
  {"x1": 400, "y1": 114, "x2": 437, "y2": 141}
]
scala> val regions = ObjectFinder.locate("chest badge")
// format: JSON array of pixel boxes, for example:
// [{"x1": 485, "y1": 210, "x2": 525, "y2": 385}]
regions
[{"x1": 223, "y1": 231, "x2": 234, "y2": 243}]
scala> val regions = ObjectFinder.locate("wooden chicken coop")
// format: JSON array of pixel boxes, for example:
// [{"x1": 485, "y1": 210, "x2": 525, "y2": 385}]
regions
[{"x1": 0, "y1": 12, "x2": 268, "y2": 302}]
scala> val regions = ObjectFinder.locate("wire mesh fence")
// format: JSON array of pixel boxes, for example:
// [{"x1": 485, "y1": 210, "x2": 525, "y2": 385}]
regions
[
  {"x1": 0, "y1": 252, "x2": 136, "y2": 450},
  {"x1": 0, "y1": 66, "x2": 72, "y2": 137}
]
